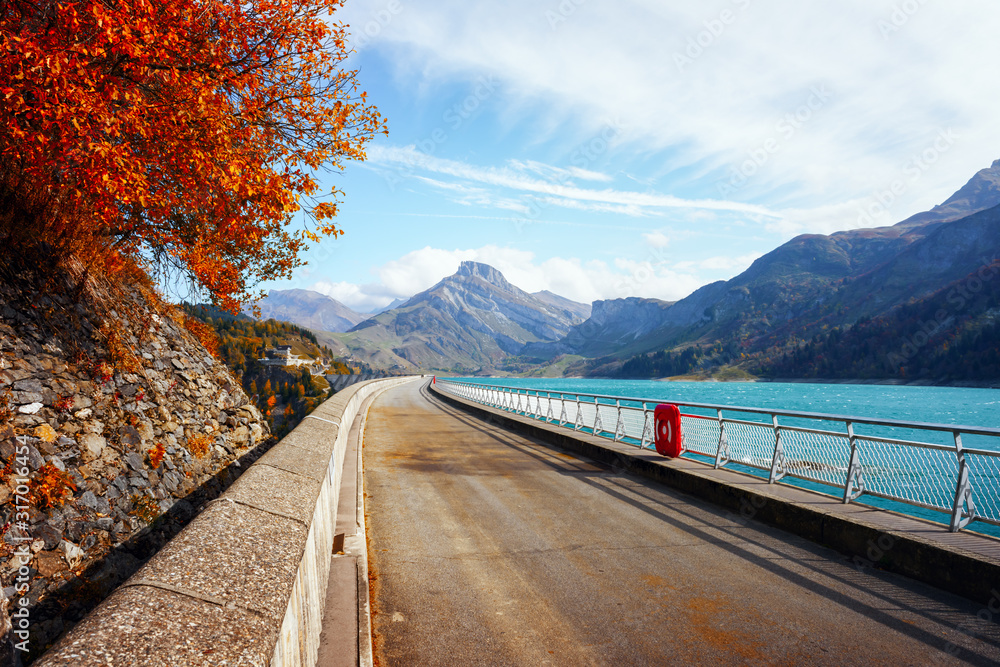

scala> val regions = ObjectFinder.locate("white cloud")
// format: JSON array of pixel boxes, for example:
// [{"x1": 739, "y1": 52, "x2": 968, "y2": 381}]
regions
[
  {"x1": 675, "y1": 253, "x2": 763, "y2": 272},
  {"x1": 643, "y1": 231, "x2": 670, "y2": 248},
  {"x1": 507, "y1": 159, "x2": 614, "y2": 183},
  {"x1": 306, "y1": 244, "x2": 725, "y2": 311},
  {"x1": 367, "y1": 144, "x2": 780, "y2": 218},
  {"x1": 346, "y1": 0, "x2": 1000, "y2": 224}
]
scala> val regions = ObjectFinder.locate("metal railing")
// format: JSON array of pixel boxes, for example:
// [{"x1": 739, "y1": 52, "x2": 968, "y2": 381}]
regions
[{"x1": 435, "y1": 378, "x2": 1000, "y2": 533}]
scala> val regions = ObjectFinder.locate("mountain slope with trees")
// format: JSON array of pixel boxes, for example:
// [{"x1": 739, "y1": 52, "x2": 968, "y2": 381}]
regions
[{"x1": 181, "y1": 305, "x2": 353, "y2": 439}]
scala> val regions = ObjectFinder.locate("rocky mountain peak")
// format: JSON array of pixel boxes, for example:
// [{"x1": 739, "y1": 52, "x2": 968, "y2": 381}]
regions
[
  {"x1": 938, "y1": 159, "x2": 1000, "y2": 210},
  {"x1": 454, "y1": 261, "x2": 513, "y2": 291},
  {"x1": 896, "y1": 158, "x2": 1000, "y2": 227}
]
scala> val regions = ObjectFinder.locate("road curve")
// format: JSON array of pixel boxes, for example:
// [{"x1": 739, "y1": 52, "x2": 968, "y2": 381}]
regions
[{"x1": 363, "y1": 381, "x2": 1000, "y2": 666}]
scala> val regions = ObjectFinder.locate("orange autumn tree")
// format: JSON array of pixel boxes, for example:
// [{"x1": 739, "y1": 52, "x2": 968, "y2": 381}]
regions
[{"x1": 0, "y1": 0, "x2": 384, "y2": 311}]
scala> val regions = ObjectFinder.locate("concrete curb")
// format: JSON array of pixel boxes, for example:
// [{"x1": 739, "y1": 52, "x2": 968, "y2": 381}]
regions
[
  {"x1": 353, "y1": 396, "x2": 376, "y2": 667},
  {"x1": 37, "y1": 376, "x2": 418, "y2": 667},
  {"x1": 430, "y1": 382, "x2": 1000, "y2": 607}
]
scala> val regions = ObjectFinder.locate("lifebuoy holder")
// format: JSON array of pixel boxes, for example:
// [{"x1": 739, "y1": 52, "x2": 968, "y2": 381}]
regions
[{"x1": 654, "y1": 403, "x2": 684, "y2": 458}]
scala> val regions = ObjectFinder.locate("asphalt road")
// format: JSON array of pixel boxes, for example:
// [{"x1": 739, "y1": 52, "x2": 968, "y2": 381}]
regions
[{"x1": 363, "y1": 381, "x2": 1000, "y2": 666}]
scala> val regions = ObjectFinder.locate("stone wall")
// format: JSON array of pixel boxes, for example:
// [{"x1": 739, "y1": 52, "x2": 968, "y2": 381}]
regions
[
  {"x1": 0, "y1": 257, "x2": 272, "y2": 662},
  {"x1": 35, "y1": 376, "x2": 416, "y2": 666}
]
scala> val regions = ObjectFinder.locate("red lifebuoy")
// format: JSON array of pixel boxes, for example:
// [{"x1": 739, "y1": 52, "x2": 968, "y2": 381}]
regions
[{"x1": 654, "y1": 404, "x2": 683, "y2": 458}]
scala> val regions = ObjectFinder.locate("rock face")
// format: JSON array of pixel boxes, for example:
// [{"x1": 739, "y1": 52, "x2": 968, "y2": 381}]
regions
[
  {"x1": 523, "y1": 297, "x2": 674, "y2": 360},
  {"x1": 531, "y1": 290, "x2": 592, "y2": 323},
  {"x1": 248, "y1": 288, "x2": 369, "y2": 333},
  {"x1": 0, "y1": 256, "x2": 271, "y2": 660},
  {"x1": 339, "y1": 262, "x2": 589, "y2": 372}
]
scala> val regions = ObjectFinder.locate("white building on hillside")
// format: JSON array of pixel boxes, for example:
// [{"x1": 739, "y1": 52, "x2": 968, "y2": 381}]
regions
[{"x1": 260, "y1": 345, "x2": 314, "y2": 368}]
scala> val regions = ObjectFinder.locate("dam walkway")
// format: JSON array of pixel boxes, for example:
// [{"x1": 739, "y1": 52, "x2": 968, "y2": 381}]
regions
[{"x1": 352, "y1": 381, "x2": 1000, "y2": 666}]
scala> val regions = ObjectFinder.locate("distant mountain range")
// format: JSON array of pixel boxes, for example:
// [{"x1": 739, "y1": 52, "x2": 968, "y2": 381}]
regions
[
  {"x1": 248, "y1": 159, "x2": 1000, "y2": 381},
  {"x1": 545, "y1": 159, "x2": 1000, "y2": 377},
  {"x1": 247, "y1": 288, "x2": 368, "y2": 333}
]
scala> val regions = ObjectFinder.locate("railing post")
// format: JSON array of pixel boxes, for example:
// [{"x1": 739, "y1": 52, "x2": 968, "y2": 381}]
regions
[
  {"x1": 574, "y1": 398, "x2": 583, "y2": 431},
  {"x1": 545, "y1": 392, "x2": 554, "y2": 422},
  {"x1": 613, "y1": 400, "x2": 626, "y2": 442},
  {"x1": 559, "y1": 397, "x2": 568, "y2": 426},
  {"x1": 714, "y1": 409, "x2": 730, "y2": 469},
  {"x1": 593, "y1": 397, "x2": 603, "y2": 435},
  {"x1": 950, "y1": 432, "x2": 978, "y2": 532},
  {"x1": 768, "y1": 414, "x2": 786, "y2": 483},
  {"x1": 640, "y1": 403, "x2": 653, "y2": 449},
  {"x1": 843, "y1": 421, "x2": 865, "y2": 504}
]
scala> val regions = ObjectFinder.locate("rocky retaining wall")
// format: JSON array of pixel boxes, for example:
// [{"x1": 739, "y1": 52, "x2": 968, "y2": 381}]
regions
[
  {"x1": 36, "y1": 376, "x2": 415, "y2": 666},
  {"x1": 0, "y1": 259, "x2": 273, "y2": 662}
]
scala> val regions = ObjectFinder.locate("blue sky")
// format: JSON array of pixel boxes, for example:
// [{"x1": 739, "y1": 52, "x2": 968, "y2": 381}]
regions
[{"x1": 261, "y1": 0, "x2": 1000, "y2": 313}]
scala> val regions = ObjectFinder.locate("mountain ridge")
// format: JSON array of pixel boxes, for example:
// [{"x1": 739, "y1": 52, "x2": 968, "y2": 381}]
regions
[
  {"x1": 336, "y1": 261, "x2": 590, "y2": 372},
  {"x1": 895, "y1": 159, "x2": 1000, "y2": 228},
  {"x1": 247, "y1": 288, "x2": 369, "y2": 333},
  {"x1": 537, "y1": 160, "x2": 1000, "y2": 378}
]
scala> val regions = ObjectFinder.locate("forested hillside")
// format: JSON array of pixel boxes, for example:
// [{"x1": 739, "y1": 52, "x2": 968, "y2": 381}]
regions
[
  {"x1": 752, "y1": 262, "x2": 1000, "y2": 382},
  {"x1": 615, "y1": 261, "x2": 1000, "y2": 384},
  {"x1": 182, "y1": 305, "x2": 355, "y2": 438}
]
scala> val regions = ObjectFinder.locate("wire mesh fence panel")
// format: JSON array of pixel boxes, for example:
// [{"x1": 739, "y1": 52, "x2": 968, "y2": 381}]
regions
[
  {"x1": 575, "y1": 401, "x2": 597, "y2": 431},
  {"x1": 681, "y1": 415, "x2": 721, "y2": 457},
  {"x1": 551, "y1": 397, "x2": 568, "y2": 424},
  {"x1": 965, "y1": 452, "x2": 1000, "y2": 524},
  {"x1": 620, "y1": 407, "x2": 650, "y2": 443},
  {"x1": 591, "y1": 403, "x2": 614, "y2": 435},
  {"x1": 529, "y1": 394, "x2": 542, "y2": 418},
  {"x1": 855, "y1": 438, "x2": 959, "y2": 512},
  {"x1": 724, "y1": 420, "x2": 777, "y2": 471},
  {"x1": 535, "y1": 395, "x2": 554, "y2": 422},
  {"x1": 781, "y1": 429, "x2": 852, "y2": 488}
]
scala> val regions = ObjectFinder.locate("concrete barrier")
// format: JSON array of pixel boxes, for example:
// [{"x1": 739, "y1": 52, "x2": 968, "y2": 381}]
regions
[{"x1": 38, "y1": 376, "x2": 416, "y2": 667}]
